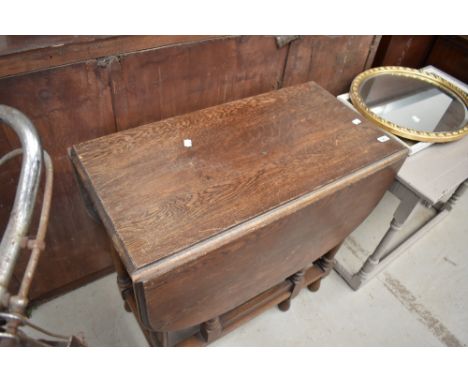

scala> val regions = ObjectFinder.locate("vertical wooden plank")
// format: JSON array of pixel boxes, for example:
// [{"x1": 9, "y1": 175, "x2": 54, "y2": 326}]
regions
[
  {"x1": 425, "y1": 36, "x2": 468, "y2": 83},
  {"x1": 110, "y1": 36, "x2": 289, "y2": 130},
  {"x1": 372, "y1": 35, "x2": 436, "y2": 68},
  {"x1": 363, "y1": 36, "x2": 382, "y2": 69},
  {"x1": 282, "y1": 35, "x2": 377, "y2": 95},
  {"x1": 0, "y1": 61, "x2": 116, "y2": 300}
]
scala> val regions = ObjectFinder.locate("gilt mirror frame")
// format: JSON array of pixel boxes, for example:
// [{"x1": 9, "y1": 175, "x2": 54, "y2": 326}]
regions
[{"x1": 349, "y1": 66, "x2": 468, "y2": 143}]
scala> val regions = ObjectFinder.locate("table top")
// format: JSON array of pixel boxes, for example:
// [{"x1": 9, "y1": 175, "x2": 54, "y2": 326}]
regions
[
  {"x1": 71, "y1": 81, "x2": 406, "y2": 272},
  {"x1": 397, "y1": 135, "x2": 468, "y2": 204}
]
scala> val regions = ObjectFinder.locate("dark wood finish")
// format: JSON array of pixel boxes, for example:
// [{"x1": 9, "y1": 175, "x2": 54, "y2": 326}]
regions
[
  {"x1": 372, "y1": 35, "x2": 467, "y2": 83},
  {"x1": 315, "y1": 242, "x2": 341, "y2": 273},
  {"x1": 0, "y1": 62, "x2": 116, "y2": 299},
  {"x1": 121, "y1": 258, "x2": 326, "y2": 346},
  {"x1": 373, "y1": 36, "x2": 436, "y2": 68},
  {"x1": 136, "y1": 161, "x2": 402, "y2": 332},
  {"x1": 71, "y1": 81, "x2": 406, "y2": 344},
  {"x1": 109, "y1": 35, "x2": 289, "y2": 130},
  {"x1": 200, "y1": 317, "x2": 223, "y2": 343},
  {"x1": 307, "y1": 279, "x2": 321, "y2": 292},
  {"x1": 0, "y1": 36, "x2": 103, "y2": 56},
  {"x1": 308, "y1": 243, "x2": 341, "y2": 292},
  {"x1": 72, "y1": 81, "x2": 404, "y2": 271},
  {"x1": 1, "y1": 35, "x2": 381, "y2": 302},
  {"x1": 122, "y1": 242, "x2": 373, "y2": 346},
  {"x1": 425, "y1": 36, "x2": 468, "y2": 84},
  {"x1": 277, "y1": 268, "x2": 306, "y2": 311},
  {"x1": 282, "y1": 36, "x2": 378, "y2": 95},
  {"x1": 0, "y1": 35, "x2": 220, "y2": 78},
  {"x1": 178, "y1": 260, "x2": 328, "y2": 347},
  {"x1": 118, "y1": 256, "x2": 330, "y2": 346},
  {"x1": 1, "y1": 35, "x2": 286, "y2": 301}
]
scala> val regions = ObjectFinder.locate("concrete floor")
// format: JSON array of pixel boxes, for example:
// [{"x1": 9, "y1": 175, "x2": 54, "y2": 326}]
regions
[{"x1": 25, "y1": 190, "x2": 468, "y2": 346}]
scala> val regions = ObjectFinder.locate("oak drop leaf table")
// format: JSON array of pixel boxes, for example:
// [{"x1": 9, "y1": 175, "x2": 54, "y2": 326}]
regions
[{"x1": 70, "y1": 82, "x2": 407, "y2": 346}]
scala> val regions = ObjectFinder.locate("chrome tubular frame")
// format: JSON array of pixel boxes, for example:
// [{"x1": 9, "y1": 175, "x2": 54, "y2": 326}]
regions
[
  {"x1": 0, "y1": 105, "x2": 42, "y2": 308},
  {"x1": 0, "y1": 105, "x2": 84, "y2": 346}
]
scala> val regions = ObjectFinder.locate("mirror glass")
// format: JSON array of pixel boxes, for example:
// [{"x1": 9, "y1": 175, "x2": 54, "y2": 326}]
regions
[
  {"x1": 350, "y1": 67, "x2": 468, "y2": 142},
  {"x1": 359, "y1": 74, "x2": 467, "y2": 134}
]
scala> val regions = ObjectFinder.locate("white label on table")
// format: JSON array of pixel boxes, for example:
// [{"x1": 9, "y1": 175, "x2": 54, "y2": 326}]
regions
[
  {"x1": 377, "y1": 135, "x2": 390, "y2": 143},
  {"x1": 352, "y1": 118, "x2": 362, "y2": 125},
  {"x1": 183, "y1": 139, "x2": 192, "y2": 148}
]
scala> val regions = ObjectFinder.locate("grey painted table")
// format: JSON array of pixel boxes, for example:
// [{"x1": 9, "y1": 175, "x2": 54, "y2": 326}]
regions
[
  {"x1": 335, "y1": 138, "x2": 468, "y2": 290},
  {"x1": 335, "y1": 67, "x2": 468, "y2": 290}
]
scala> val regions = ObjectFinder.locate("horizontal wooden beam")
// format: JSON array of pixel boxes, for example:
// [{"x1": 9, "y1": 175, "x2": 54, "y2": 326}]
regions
[{"x1": 0, "y1": 35, "x2": 223, "y2": 78}]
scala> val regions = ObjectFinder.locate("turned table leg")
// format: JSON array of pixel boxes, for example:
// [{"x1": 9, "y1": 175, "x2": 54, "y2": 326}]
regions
[
  {"x1": 278, "y1": 268, "x2": 306, "y2": 311},
  {"x1": 349, "y1": 185, "x2": 420, "y2": 290},
  {"x1": 109, "y1": 245, "x2": 133, "y2": 312},
  {"x1": 308, "y1": 243, "x2": 341, "y2": 292},
  {"x1": 200, "y1": 317, "x2": 223, "y2": 343},
  {"x1": 307, "y1": 279, "x2": 321, "y2": 292}
]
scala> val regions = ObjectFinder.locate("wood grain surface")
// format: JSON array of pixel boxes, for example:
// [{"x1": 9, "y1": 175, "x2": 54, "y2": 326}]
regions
[
  {"x1": 372, "y1": 35, "x2": 436, "y2": 69},
  {"x1": 72, "y1": 81, "x2": 406, "y2": 333},
  {"x1": 0, "y1": 35, "x2": 220, "y2": 78},
  {"x1": 372, "y1": 35, "x2": 467, "y2": 85},
  {"x1": 109, "y1": 35, "x2": 289, "y2": 130},
  {"x1": 0, "y1": 62, "x2": 116, "y2": 299},
  {"x1": 72, "y1": 81, "x2": 405, "y2": 272},
  {"x1": 426, "y1": 36, "x2": 468, "y2": 84},
  {"x1": 283, "y1": 36, "x2": 378, "y2": 95},
  {"x1": 137, "y1": 160, "x2": 404, "y2": 331},
  {"x1": 1, "y1": 35, "x2": 380, "y2": 301}
]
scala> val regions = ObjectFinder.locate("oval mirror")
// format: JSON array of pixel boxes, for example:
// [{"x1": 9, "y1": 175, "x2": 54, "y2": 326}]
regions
[{"x1": 350, "y1": 66, "x2": 468, "y2": 142}]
